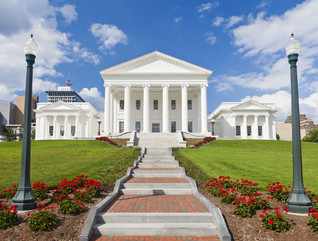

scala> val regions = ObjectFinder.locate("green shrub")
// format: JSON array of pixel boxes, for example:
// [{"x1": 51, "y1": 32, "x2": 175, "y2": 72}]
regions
[
  {"x1": 260, "y1": 209, "x2": 290, "y2": 232},
  {"x1": 28, "y1": 210, "x2": 57, "y2": 232},
  {"x1": 220, "y1": 192, "x2": 238, "y2": 204},
  {"x1": 303, "y1": 129, "x2": 318, "y2": 143},
  {"x1": 308, "y1": 211, "x2": 318, "y2": 233},
  {"x1": 74, "y1": 191, "x2": 92, "y2": 203},
  {"x1": 253, "y1": 198, "x2": 270, "y2": 210},
  {"x1": 0, "y1": 209, "x2": 17, "y2": 229},
  {"x1": 234, "y1": 197, "x2": 256, "y2": 217},
  {"x1": 59, "y1": 200, "x2": 83, "y2": 215}
]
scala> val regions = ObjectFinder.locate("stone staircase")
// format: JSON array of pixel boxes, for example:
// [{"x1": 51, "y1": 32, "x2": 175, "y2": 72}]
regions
[
  {"x1": 137, "y1": 133, "x2": 180, "y2": 148},
  {"x1": 86, "y1": 148, "x2": 230, "y2": 240}
]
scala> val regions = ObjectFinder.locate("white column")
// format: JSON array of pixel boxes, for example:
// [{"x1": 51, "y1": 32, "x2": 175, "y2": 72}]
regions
[
  {"x1": 162, "y1": 84, "x2": 169, "y2": 133},
  {"x1": 201, "y1": 84, "x2": 208, "y2": 134},
  {"x1": 264, "y1": 115, "x2": 270, "y2": 139},
  {"x1": 104, "y1": 84, "x2": 111, "y2": 135},
  {"x1": 181, "y1": 84, "x2": 188, "y2": 132},
  {"x1": 143, "y1": 85, "x2": 150, "y2": 133},
  {"x1": 64, "y1": 115, "x2": 68, "y2": 139},
  {"x1": 53, "y1": 115, "x2": 57, "y2": 139},
  {"x1": 75, "y1": 115, "x2": 79, "y2": 138},
  {"x1": 124, "y1": 84, "x2": 131, "y2": 132},
  {"x1": 272, "y1": 114, "x2": 276, "y2": 140},
  {"x1": 241, "y1": 115, "x2": 247, "y2": 139},
  {"x1": 252, "y1": 115, "x2": 258, "y2": 139},
  {"x1": 43, "y1": 116, "x2": 47, "y2": 139},
  {"x1": 35, "y1": 115, "x2": 40, "y2": 140}
]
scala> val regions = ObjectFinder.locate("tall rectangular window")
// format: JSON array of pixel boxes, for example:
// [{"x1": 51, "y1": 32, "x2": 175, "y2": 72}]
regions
[
  {"x1": 247, "y1": 126, "x2": 252, "y2": 136},
  {"x1": 188, "y1": 121, "x2": 193, "y2": 133},
  {"x1": 119, "y1": 121, "x2": 124, "y2": 133},
  {"x1": 236, "y1": 126, "x2": 241, "y2": 136},
  {"x1": 258, "y1": 126, "x2": 262, "y2": 136},
  {"x1": 188, "y1": 100, "x2": 192, "y2": 110},
  {"x1": 136, "y1": 100, "x2": 141, "y2": 110},
  {"x1": 152, "y1": 123, "x2": 160, "y2": 132},
  {"x1": 154, "y1": 100, "x2": 158, "y2": 110},
  {"x1": 135, "y1": 121, "x2": 141, "y2": 133},
  {"x1": 120, "y1": 100, "x2": 124, "y2": 110},
  {"x1": 60, "y1": 126, "x2": 64, "y2": 136},
  {"x1": 171, "y1": 100, "x2": 176, "y2": 110},
  {"x1": 171, "y1": 121, "x2": 176, "y2": 133},
  {"x1": 71, "y1": 126, "x2": 76, "y2": 136},
  {"x1": 49, "y1": 126, "x2": 54, "y2": 136}
]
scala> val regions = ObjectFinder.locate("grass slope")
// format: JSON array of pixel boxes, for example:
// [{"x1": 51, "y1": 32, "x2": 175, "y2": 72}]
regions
[
  {"x1": 0, "y1": 140, "x2": 140, "y2": 189},
  {"x1": 177, "y1": 140, "x2": 318, "y2": 193}
]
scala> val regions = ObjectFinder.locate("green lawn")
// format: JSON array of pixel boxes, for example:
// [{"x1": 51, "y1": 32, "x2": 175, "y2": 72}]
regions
[
  {"x1": 176, "y1": 140, "x2": 318, "y2": 193},
  {"x1": 0, "y1": 140, "x2": 140, "y2": 190}
]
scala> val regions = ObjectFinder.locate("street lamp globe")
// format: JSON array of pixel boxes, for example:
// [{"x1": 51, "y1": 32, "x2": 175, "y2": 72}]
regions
[
  {"x1": 285, "y1": 34, "x2": 300, "y2": 56},
  {"x1": 24, "y1": 34, "x2": 38, "y2": 56}
]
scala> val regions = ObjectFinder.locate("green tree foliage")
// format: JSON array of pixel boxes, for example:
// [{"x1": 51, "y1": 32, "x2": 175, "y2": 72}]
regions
[
  {"x1": 303, "y1": 129, "x2": 318, "y2": 143},
  {"x1": 0, "y1": 125, "x2": 16, "y2": 141}
]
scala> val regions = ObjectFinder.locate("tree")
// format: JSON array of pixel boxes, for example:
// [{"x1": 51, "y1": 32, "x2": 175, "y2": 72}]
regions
[
  {"x1": 0, "y1": 125, "x2": 16, "y2": 141},
  {"x1": 303, "y1": 129, "x2": 318, "y2": 143}
]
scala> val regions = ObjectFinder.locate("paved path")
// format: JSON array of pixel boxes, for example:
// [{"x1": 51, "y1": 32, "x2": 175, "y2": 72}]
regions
[{"x1": 91, "y1": 148, "x2": 222, "y2": 241}]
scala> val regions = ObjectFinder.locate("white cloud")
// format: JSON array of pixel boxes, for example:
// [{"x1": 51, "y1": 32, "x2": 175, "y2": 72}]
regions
[
  {"x1": 174, "y1": 17, "x2": 183, "y2": 23},
  {"x1": 256, "y1": 0, "x2": 271, "y2": 9},
  {"x1": 90, "y1": 23, "x2": 128, "y2": 53},
  {"x1": 242, "y1": 90, "x2": 318, "y2": 123},
  {"x1": 59, "y1": 4, "x2": 78, "y2": 24},
  {"x1": 33, "y1": 78, "x2": 58, "y2": 94},
  {"x1": 226, "y1": 15, "x2": 244, "y2": 28},
  {"x1": 0, "y1": 1, "x2": 99, "y2": 102},
  {"x1": 206, "y1": 32, "x2": 216, "y2": 45},
  {"x1": 213, "y1": 17, "x2": 224, "y2": 26},
  {"x1": 310, "y1": 81, "x2": 318, "y2": 91},
  {"x1": 197, "y1": 3, "x2": 213, "y2": 13},
  {"x1": 79, "y1": 87, "x2": 104, "y2": 112}
]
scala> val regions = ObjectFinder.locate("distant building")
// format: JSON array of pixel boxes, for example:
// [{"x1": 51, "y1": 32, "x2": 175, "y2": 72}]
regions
[
  {"x1": 15, "y1": 95, "x2": 39, "y2": 124},
  {"x1": 208, "y1": 100, "x2": 277, "y2": 140},
  {"x1": 0, "y1": 102, "x2": 16, "y2": 125},
  {"x1": 45, "y1": 80, "x2": 85, "y2": 103}
]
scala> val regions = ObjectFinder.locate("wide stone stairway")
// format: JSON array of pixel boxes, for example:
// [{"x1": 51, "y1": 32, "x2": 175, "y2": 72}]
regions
[{"x1": 86, "y1": 148, "x2": 230, "y2": 241}]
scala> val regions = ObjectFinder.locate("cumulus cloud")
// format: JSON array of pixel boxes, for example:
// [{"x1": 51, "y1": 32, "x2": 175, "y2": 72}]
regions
[
  {"x1": 174, "y1": 17, "x2": 183, "y2": 23},
  {"x1": 0, "y1": 1, "x2": 100, "y2": 102},
  {"x1": 206, "y1": 32, "x2": 217, "y2": 45},
  {"x1": 226, "y1": 15, "x2": 244, "y2": 28},
  {"x1": 256, "y1": 0, "x2": 271, "y2": 9},
  {"x1": 212, "y1": 16, "x2": 224, "y2": 26},
  {"x1": 90, "y1": 23, "x2": 128, "y2": 53},
  {"x1": 59, "y1": 4, "x2": 78, "y2": 24},
  {"x1": 197, "y1": 2, "x2": 219, "y2": 18},
  {"x1": 79, "y1": 87, "x2": 104, "y2": 112}
]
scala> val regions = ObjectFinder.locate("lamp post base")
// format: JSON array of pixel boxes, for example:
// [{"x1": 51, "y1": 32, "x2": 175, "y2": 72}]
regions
[
  {"x1": 12, "y1": 188, "x2": 37, "y2": 211},
  {"x1": 286, "y1": 190, "x2": 312, "y2": 214}
]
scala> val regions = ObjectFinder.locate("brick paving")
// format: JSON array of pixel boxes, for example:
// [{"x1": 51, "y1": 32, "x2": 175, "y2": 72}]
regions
[
  {"x1": 92, "y1": 236, "x2": 219, "y2": 241},
  {"x1": 105, "y1": 194, "x2": 208, "y2": 213},
  {"x1": 126, "y1": 178, "x2": 188, "y2": 183}
]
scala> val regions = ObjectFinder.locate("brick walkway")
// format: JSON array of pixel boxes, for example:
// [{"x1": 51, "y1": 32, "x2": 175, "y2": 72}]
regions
[
  {"x1": 105, "y1": 194, "x2": 208, "y2": 213},
  {"x1": 126, "y1": 178, "x2": 188, "y2": 183},
  {"x1": 93, "y1": 236, "x2": 219, "y2": 241}
]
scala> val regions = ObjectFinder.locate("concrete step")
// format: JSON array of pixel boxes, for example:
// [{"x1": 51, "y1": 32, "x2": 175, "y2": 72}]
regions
[
  {"x1": 121, "y1": 183, "x2": 191, "y2": 189},
  {"x1": 138, "y1": 162, "x2": 179, "y2": 168},
  {"x1": 120, "y1": 188, "x2": 193, "y2": 195},
  {"x1": 142, "y1": 156, "x2": 175, "y2": 162},
  {"x1": 146, "y1": 148, "x2": 171, "y2": 154},
  {"x1": 132, "y1": 173, "x2": 184, "y2": 178},
  {"x1": 94, "y1": 222, "x2": 218, "y2": 236},
  {"x1": 97, "y1": 212, "x2": 213, "y2": 224}
]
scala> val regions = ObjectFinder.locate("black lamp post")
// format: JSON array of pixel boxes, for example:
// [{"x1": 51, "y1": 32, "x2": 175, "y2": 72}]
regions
[
  {"x1": 12, "y1": 35, "x2": 38, "y2": 210},
  {"x1": 285, "y1": 34, "x2": 312, "y2": 214},
  {"x1": 97, "y1": 120, "x2": 101, "y2": 136}
]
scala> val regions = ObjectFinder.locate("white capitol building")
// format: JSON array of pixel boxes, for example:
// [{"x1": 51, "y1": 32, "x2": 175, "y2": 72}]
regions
[{"x1": 35, "y1": 51, "x2": 277, "y2": 146}]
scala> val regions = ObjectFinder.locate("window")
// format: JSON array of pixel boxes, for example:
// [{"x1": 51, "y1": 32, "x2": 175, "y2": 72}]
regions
[
  {"x1": 188, "y1": 121, "x2": 193, "y2": 133},
  {"x1": 247, "y1": 126, "x2": 252, "y2": 136},
  {"x1": 154, "y1": 100, "x2": 158, "y2": 110},
  {"x1": 152, "y1": 123, "x2": 160, "y2": 132},
  {"x1": 258, "y1": 126, "x2": 262, "y2": 136},
  {"x1": 49, "y1": 126, "x2": 54, "y2": 136},
  {"x1": 171, "y1": 121, "x2": 176, "y2": 133},
  {"x1": 136, "y1": 100, "x2": 141, "y2": 110},
  {"x1": 71, "y1": 126, "x2": 76, "y2": 136},
  {"x1": 119, "y1": 121, "x2": 124, "y2": 133},
  {"x1": 120, "y1": 100, "x2": 124, "y2": 110},
  {"x1": 236, "y1": 126, "x2": 241, "y2": 136},
  {"x1": 171, "y1": 100, "x2": 176, "y2": 110},
  {"x1": 188, "y1": 100, "x2": 192, "y2": 110},
  {"x1": 60, "y1": 126, "x2": 64, "y2": 136},
  {"x1": 135, "y1": 121, "x2": 141, "y2": 133}
]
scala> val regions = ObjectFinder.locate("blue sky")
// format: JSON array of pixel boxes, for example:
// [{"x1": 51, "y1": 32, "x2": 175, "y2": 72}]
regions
[{"x1": 1, "y1": 0, "x2": 318, "y2": 122}]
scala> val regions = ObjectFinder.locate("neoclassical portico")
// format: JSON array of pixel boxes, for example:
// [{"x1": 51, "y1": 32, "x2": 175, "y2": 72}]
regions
[{"x1": 100, "y1": 51, "x2": 212, "y2": 136}]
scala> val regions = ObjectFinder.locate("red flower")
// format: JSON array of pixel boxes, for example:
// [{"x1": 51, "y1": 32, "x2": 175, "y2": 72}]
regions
[
  {"x1": 268, "y1": 220, "x2": 274, "y2": 225},
  {"x1": 277, "y1": 214, "x2": 282, "y2": 218},
  {"x1": 259, "y1": 214, "x2": 264, "y2": 218}
]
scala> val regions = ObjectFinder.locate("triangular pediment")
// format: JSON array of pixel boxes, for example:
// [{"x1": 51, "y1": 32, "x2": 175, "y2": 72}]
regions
[
  {"x1": 37, "y1": 101, "x2": 82, "y2": 112},
  {"x1": 100, "y1": 51, "x2": 212, "y2": 76},
  {"x1": 231, "y1": 100, "x2": 273, "y2": 111}
]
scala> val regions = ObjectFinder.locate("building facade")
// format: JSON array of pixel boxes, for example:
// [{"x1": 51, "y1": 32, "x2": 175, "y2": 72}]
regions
[
  {"x1": 208, "y1": 101, "x2": 277, "y2": 140},
  {"x1": 100, "y1": 51, "x2": 212, "y2": 136}
]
